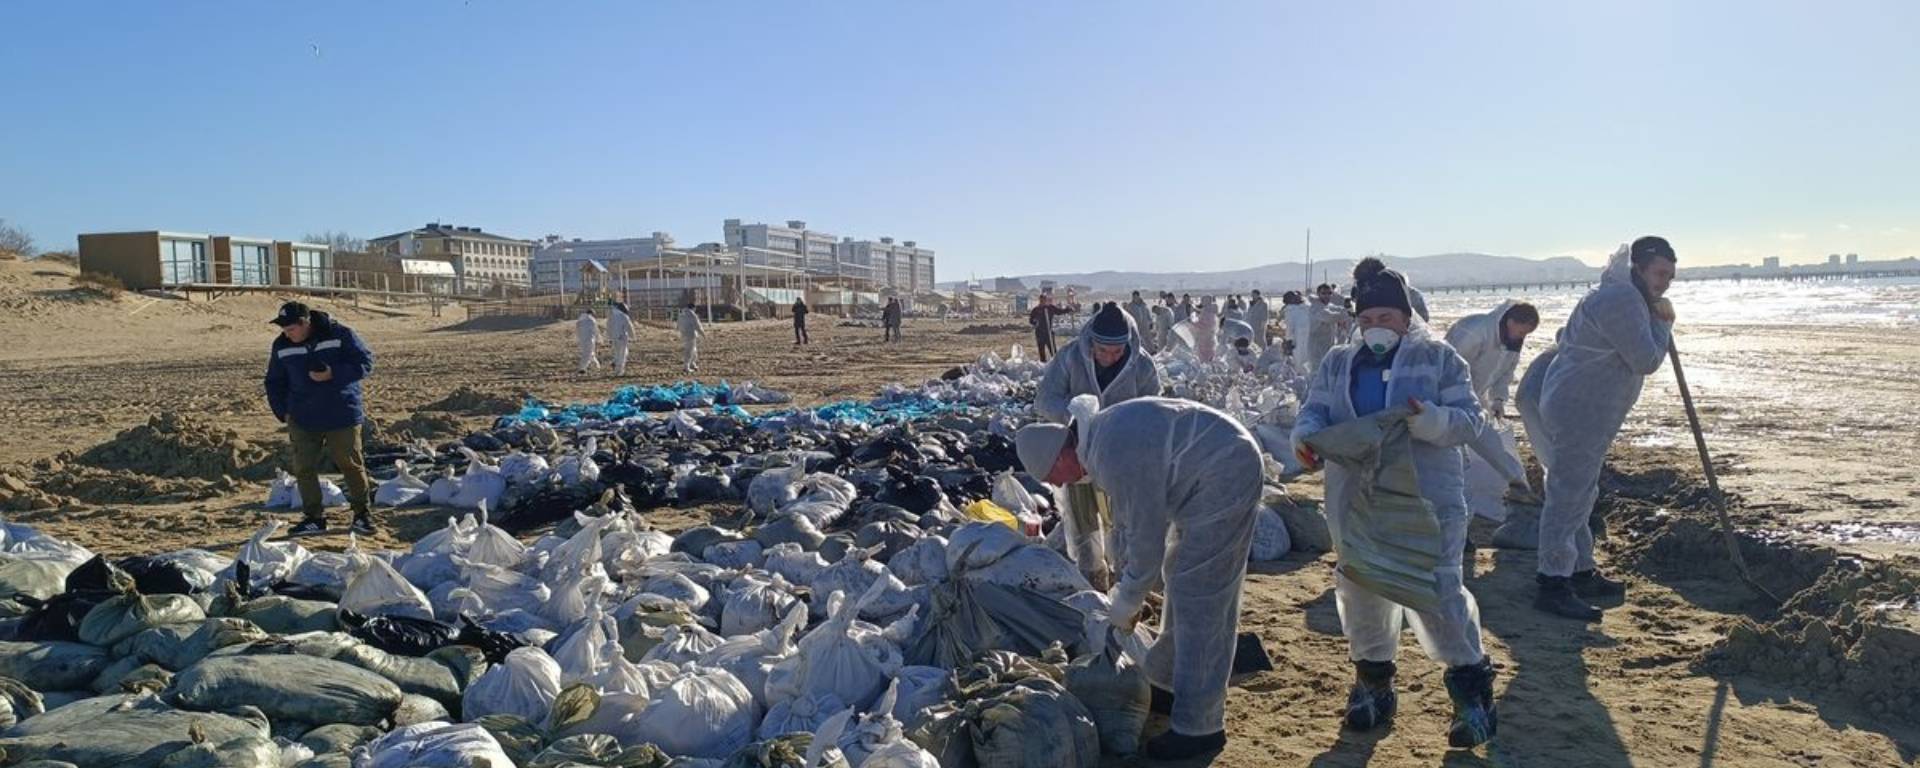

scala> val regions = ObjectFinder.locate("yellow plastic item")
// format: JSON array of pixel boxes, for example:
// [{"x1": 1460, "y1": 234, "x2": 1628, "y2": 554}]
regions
[{"x1": 961, "y1": 499, "x2": 1020, "y2": 530}]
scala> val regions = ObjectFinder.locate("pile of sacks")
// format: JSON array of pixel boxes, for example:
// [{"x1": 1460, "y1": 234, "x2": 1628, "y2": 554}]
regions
[
  {"x1": 349, "y1": 349, "x2": 1047, "y2": 534},
  {"x1": 511, "y1": 381, "x2": 795, "y2": 427},
  {"x1": 0, "y1": 345, "x2": 1323, "y2": 767},
  {"x1": 0, "y1": 483, "x2": 1156, "y2": 766}
]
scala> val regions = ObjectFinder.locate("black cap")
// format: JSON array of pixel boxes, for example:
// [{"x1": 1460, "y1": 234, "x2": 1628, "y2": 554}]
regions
[
  {"x1": 1630, "y1": 235, "x2": 1676, "y2": 266},
  {"x1": 1353, "y1": 269, "x2": 1412, "y2": 316},
  {"x1": 269, "y1": 301, "x2": 311, "y2": 326}
]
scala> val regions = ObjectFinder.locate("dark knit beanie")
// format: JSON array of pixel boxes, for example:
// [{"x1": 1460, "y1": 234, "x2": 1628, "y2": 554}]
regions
[
  {"x1": 1089, "y1": 302, "x2": 1131, "y2": 344},
  {"x1": 1352, "y1": 268, "x2": 1412, "y2": 316}
]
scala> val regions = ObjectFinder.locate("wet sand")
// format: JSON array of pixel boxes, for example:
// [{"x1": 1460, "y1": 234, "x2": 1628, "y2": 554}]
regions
[{"x1": 3, "y1": 258, "x2": 1917, "y2": 766}]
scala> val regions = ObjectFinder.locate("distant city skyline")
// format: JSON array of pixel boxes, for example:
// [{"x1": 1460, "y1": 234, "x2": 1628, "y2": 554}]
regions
[{"x1": 2, "y1": 1, "x2": 1915, "y2": 273}]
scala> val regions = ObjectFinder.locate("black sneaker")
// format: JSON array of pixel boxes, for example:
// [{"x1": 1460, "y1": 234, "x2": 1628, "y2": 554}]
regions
[
  {"x1": 1571, "y1": 569, "x2": 1627, "y2": 599},
  {"x1": 1344, "y1": 660, "x2": 1398, "y2": 731},
  {"x1": 1444, "y1": 657, "x2": 1499, "y2": 748},
  {"x1": 1535, "y1": 575, "x2": 1604, "y2": 621},
  {"x1": 287, "y1": 518, "x2": 328, "y2": 537},
  {"x1": 350, "y1": 515, "x2": 377, "y2": 536},
  {"x1": 1145, "y1": 729, "x2": 1226, "y2": 761}
]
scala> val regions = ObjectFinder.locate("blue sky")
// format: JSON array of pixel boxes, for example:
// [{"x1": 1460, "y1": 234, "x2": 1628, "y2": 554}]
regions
[{"x1": 2, "y1": 1, "x2": 1915, "y2": 276}]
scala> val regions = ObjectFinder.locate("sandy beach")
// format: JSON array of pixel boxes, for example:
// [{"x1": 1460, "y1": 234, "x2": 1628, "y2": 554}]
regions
[{"x1": 3, "y1": 257, "x2": 1917, "y2": 767}]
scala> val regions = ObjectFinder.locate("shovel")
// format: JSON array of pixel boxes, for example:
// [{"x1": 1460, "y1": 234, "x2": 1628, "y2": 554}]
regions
[{"x1": 1668, "y1": 339, "x2": 1782, "y2": 604}]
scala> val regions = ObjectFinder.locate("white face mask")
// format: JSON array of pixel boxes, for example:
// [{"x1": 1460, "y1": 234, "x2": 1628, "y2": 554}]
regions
[{"x1": 1358, "y1": 327, "x2": 1401, "y2": 355}]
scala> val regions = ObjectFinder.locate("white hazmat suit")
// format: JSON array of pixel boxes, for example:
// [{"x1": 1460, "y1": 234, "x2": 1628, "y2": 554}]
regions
[
  {"x1": 1193, "y1": 302, "x2": 1219, "y2": 362},
  {"x1": 677, "y1": 308, "x2": 704, "y2": 372},
  {"x1": 1150, "y1": 304, "x2": 1175, "y2": 354},
  {"x1": 1035, "y1": 308, "x2": 1164, "y2": 424},
  {"x1": 1536, "y1": 246, "x2": 1671, "y2": 577},
  {"x1": 575, "y1": 312, "x2": 600, "y2": 372},
  {"x1": 1444, "y1": 300, "x2": 1528, "y2": 487},
  {"x1": 1515, "y1": 339, "x2": 1558, "y2": 475},
  {"x1": 1282, "y1": 302, "x2": 1313, "y2": 362},
  {"x1": 1125, "y1": 298, "x2": 1153, "y2": 350},
  {"x1": 1305, "y1": 299, "x2": 1346, "y2": 374},
  {"x1": 1036, "y1": 307, "x2": 1165, "y2": 588},
  {"x1": 1075, "y1": 396, "x2": 1263, "y2": 738},
  {"x1": 1247, "y1": 297, "x2": 1271, "y2": 346},
  {"x1": 608, "y1": 305, "x2": 635, "y2": 375},
  {"x1": 1293, "y1": 325, "x2": 1488, "y2": 668}
]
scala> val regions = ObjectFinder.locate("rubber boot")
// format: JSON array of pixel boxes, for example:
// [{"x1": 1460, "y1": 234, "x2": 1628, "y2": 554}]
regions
[
  {"x1": 1343, "y1": 660, "x2": 1397, "y2": 731},
  {"x1": 1571, "y1": 569, "x2": 1626, "y2": 599},
  {"x1": 1444, "y1": 656, "x2": 1499, "y2": 748},
  {"x1": 1534, "y1": 575, "x2": 1603, "y2": 621}
]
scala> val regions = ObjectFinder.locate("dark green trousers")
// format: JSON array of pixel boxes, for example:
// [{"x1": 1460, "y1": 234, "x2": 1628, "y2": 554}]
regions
[{"x1": 288, "y1": 422, "x2": 372, "y2": 521}]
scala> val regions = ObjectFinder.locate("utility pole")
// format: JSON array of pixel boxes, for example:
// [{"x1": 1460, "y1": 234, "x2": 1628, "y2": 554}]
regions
[{"x1": 1304, "y1": 228, "x2": 1313, "y2": 293}]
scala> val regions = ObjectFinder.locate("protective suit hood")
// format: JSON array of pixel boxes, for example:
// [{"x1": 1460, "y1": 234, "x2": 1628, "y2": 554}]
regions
[
  {"x1": 1033, "y1": 304, "x2": 1164, "y2": 423},
  {"x1": 1070, "y1": 303, "x2": 1150, "y2": 386},
  {"x1": 1599, "y1": 243, "x2": 1636, "y2": 289}
]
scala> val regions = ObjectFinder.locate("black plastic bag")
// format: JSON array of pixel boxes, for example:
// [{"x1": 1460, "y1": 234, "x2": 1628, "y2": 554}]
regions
[
  {"x1": 498, "y1": 482, "x2": 606, "y2": 533},
  {"x1": 116, "y1": 556, "x2": 212, "y2": 595},
  {"x1": 875, "y1": 475, "x2": 943, "y2": 515},
  {"x1": 463, "y1": 432, "x2": 507, "y2": 452},
  {"x1": 852, "y1": 433, "x2": 922, "y2": 470},
  {"x1": 13, "y1": 592, "x2": 108, "y2": 642},
  {"x1": 344, "y1": 612, "x2": 459, "y2": 657},
  {"x1": 964, "y1": 434, "x2": 1020, "y2": 474},
  {"x1": 269, "y1": 582, "x2": 340, "y2": 602},
  {"x1": 64, "y1": 556, "x2": 133, "y2": 594},
  {"x1": 457, "y1": 616, "x2": 530, "y2": 664},
  {"x1": 676, "y1": 469, "x2": 735, "y2": 502}
]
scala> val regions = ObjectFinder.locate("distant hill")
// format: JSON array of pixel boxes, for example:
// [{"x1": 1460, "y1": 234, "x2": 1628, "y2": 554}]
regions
[{"x1": 950, "y1": 253, "x2": 1597, "y2": 294}]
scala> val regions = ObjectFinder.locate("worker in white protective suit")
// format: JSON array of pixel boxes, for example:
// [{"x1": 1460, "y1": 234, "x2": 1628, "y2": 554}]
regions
[
  {"x1": 1532, "y1": 236, "x2": 1676, "y2": 621},
  {"x1": 1247, "y1": 289, "x2": 1272, "y2": 346},
  {"x1": 1279, "y1": 290, "x2": 1311, "y2": 364},
  {"x1": 676, "y1": 302, "x2": 704, "y2": 373},
  {"x1": 1513, "y1": 336, "x2": 1559, "y2": 479},
  {"x1": 1193, "y1": 297, "x2": 1219, "y2": 362},
  {"x1": 1150, "y1": 293, "x2": 1176, "y2": 354},
  {"x1": 574, "y1": 311, "x2": 600, "y2": 373},
  {"x1": 1255, "y1": 335, "x2": 1298, "y2": 381},
  {"x1": 1036, "y1": 301, "x2": 1164, "y2": 422},
  {"x1": 1306, "y1": 284, "x2": 1347, "y2": 373},
  {"x1": 1227, "y1": 336, "x2": 1261, "y2": 373},
  {"x1": 1290, "y1": 265, "x2": 1497, "y2": 749},
  {"x1": 1443, "y1": 299, "x2": 1542, "y2": 500},
  {"x1": 1125, "y1": 291, "x2": 1154, "y2": 352},
  {"x1": 607, "y1": 301, "x2": 636, "y2": 376},
  {"x1": 1015, "y1": 395, "x2": 1262, "y2": 761},
  {"x1": 1036, "y1": 302, "x2": 1164, "y2": 589}
]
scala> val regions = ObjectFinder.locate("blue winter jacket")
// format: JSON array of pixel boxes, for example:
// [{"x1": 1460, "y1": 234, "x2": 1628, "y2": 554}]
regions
[{"x1": 264, "y1": 311, "x2": 374, "y2": 431}]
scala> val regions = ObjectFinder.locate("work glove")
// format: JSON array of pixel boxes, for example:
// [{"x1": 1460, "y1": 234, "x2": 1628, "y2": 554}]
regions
[
  {"x1": 1291, "y1": 434, "x2": 1321, "y2": 472},
  {"x1": 1406, "y1": 399, "x2": 1450, "y2": 443},
  {"x1": 1107, "y1": 582, "x2": 1147, "y2": 633}
]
